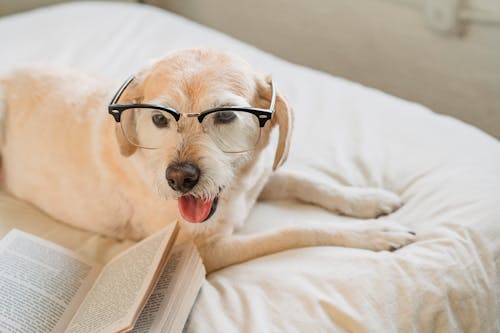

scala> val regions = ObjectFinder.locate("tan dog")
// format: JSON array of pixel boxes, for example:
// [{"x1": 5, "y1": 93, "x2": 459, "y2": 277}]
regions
[{"x1": 0, "y1": 49, "x2": 415, "y2": 272}]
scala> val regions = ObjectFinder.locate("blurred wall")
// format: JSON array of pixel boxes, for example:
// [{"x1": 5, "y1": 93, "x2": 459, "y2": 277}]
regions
[{"x1": 149, "y1": 0, "x2": 500, "y2": 139}]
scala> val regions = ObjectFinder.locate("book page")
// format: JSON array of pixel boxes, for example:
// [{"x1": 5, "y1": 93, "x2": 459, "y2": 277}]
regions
[
  {"x1": 66, "y1": 222, "x2": 179, "y2": 333},
  {"x1": 130, "y1": 245, "x2": 185, "y2": 333},
  {"x1": 130, "y1": 242, "x2": 205, "y2": 333},
  {"x1": 0, "y1": 229, "x2": 101, "y2": 333}
]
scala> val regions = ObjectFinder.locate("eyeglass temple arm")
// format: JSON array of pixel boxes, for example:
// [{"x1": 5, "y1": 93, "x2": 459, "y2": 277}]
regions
[
  {"x1": 269, "y1": 79, "x2": 276, "y2": 113},
  {"x1": 109, "y1": 75, "x2": 135, "y2": 105}
]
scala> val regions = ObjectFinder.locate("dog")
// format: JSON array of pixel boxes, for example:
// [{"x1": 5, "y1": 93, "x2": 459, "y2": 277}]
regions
[{"x1": 0, "y1": 48, "x2": 415, "y2": 273}]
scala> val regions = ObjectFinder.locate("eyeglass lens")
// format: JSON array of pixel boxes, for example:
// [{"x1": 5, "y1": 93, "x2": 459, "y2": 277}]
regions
[{"x1": 120, "y1": 108, "x2": 260, "y2": 153}]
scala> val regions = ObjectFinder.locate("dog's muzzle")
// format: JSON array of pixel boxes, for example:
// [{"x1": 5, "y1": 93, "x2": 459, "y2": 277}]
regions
[{"x1": 166, "y1": 162, "x2": 220, "y2": 223}]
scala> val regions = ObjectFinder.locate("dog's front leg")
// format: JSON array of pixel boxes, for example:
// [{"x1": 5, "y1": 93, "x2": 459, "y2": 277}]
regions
[
  {"x1": 198, "y1": 221, "x2": 415, "y2": 273},
  {"x1": 260, "y1": 170, "x2": 403, "y2": 219}
]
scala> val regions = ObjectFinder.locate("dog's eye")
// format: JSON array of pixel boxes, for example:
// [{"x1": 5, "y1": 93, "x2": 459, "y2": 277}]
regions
[
  {"x1": 214, "y1": 111, "x2": 236, "y2": 124},
  {"x1": 152, "y1": 113, "x2": 169, "y2": 128}
]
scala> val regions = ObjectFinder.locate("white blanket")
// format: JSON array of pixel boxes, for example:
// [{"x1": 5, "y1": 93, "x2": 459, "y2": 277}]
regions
[{"x1": 0, "y1": 2, "x2": 499, "y2": 332}]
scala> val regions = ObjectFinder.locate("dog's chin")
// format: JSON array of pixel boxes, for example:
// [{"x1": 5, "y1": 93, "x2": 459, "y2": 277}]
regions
[{"x1": 177, "y1": 192, "x2": 220, "y2": 224}]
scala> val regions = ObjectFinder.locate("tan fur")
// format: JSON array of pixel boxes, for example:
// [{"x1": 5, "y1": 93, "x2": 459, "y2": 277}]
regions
[{"x1": 0, "y1": 49, "x2": 415, "y2": 273}]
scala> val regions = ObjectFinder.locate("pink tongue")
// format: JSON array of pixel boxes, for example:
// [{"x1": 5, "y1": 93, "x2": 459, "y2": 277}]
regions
[{"x1": 178, "y1": 195, "x2": 213, "y2": 223}]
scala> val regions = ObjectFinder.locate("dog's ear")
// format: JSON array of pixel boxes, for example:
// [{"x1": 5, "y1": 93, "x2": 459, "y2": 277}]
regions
[
  {"x1": 115, "y1": 124, "x2": 136, "y2": 157},
  {"x1": 112, "y1": 70, "x2": 148, "y2": 157},
  {"x1": 257, "y1": 75, "x2": 294, "y2": 170}
]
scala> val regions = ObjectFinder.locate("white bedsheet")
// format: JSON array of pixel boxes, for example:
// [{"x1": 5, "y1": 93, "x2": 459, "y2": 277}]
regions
[{"x1": 0, "y1": 2, "x2": 499, "y2": 332}]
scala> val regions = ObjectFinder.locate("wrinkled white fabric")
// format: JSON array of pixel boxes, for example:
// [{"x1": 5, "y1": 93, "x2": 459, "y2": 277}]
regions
[{"x1": 0, "y1": 2, "x2": 498, "y2": 332}]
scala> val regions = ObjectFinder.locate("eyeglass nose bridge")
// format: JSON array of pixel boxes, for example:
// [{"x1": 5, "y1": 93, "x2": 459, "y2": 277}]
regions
[
  {"x1": 176, "y1": 112, "x2": 205, "y2": 133},
  {"x1": 181, "y1": 113, "x2": 207, "y2": 129},
  {"x1": 184, "y1": 113, "x2": 201, "y2": 118}
]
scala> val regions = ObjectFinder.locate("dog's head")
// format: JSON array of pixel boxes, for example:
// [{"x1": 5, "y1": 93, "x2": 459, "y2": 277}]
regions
[{"x1": 112, "y1": 48, "x2": 292, "y2": 224}]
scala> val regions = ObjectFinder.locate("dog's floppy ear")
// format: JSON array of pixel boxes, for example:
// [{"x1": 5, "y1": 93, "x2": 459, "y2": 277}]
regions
[
  {"x1": 115, "y1": 124, "x2": 136, "y2": 157},
  {"x1": 257, "y1": 75, "x2": 294, "y2": 170}
]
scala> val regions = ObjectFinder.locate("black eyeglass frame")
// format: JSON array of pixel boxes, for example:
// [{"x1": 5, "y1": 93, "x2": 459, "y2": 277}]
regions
[{"x1": 107, "y1": 76, "x2": 276, "y2": 128}]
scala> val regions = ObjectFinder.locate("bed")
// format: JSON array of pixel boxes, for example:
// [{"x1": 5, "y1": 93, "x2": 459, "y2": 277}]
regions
[{"x1": 0, "y1": 2, "x2": 499, "y2": 332}]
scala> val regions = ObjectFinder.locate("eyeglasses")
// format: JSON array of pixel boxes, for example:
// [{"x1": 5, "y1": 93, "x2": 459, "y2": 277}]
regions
[{"x1": 108, "y1": 76, "x2": 276, "y2": 153}]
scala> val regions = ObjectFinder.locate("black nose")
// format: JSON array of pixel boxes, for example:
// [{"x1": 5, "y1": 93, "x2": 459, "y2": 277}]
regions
[{"x1": 166, "y1": 163, "x2": 200, "y2": 193}]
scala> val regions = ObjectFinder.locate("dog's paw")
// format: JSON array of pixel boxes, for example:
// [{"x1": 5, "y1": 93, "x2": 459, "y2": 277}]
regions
[
  {"x1": 337, "y1": 189, "x2": 403, "y2": 219},
  {"x1": 359, "y1": 222, "x2": 416, "y2": 251}
]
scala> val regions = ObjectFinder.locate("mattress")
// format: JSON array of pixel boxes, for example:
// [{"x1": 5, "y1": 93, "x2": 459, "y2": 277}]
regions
[{"x1": 0, "y1": 2, "x2": 499, "y2": 332}]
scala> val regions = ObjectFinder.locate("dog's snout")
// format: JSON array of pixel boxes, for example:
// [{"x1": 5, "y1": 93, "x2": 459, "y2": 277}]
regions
[{"x1": 166, "y1": 163, "x2": 200, "y2": 193}]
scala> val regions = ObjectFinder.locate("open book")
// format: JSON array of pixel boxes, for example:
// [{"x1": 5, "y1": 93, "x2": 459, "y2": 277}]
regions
[{"x1": 0, "y1": 221, "x2": 205, "y2": 333}]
